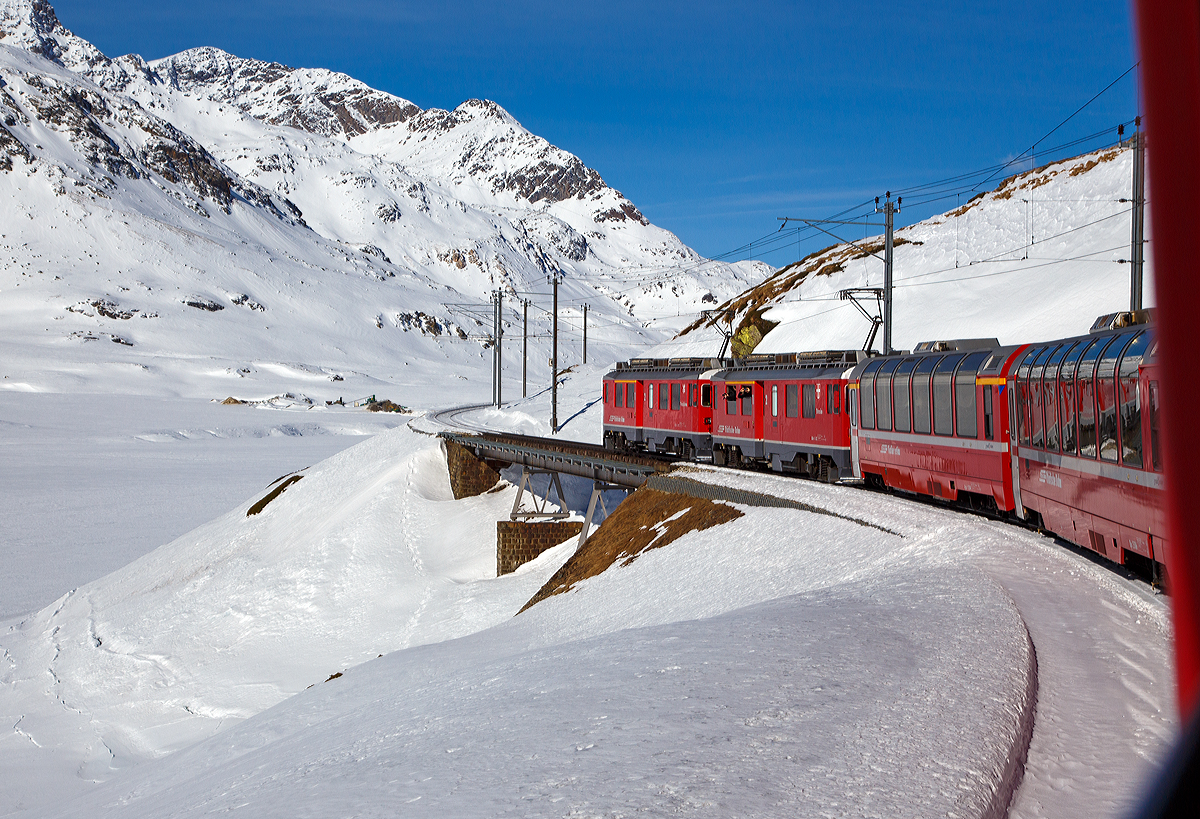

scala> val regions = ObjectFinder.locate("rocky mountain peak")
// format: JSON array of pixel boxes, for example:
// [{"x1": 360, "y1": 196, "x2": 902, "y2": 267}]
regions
[
  {"x1": 0, "y1": 0, "x2": 107, "y2": 73},
  {"x1": 150, "y1": 47, "x2": 422, "y2": 139}
]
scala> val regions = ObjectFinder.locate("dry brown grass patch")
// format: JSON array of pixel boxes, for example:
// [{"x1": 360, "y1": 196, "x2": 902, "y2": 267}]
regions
[
  {"x1": 247, "y1": 475, "x2": 304, "y2": 516},
  {"x1": 518, "y1": 488, "x2": 743, "y2": 613}
]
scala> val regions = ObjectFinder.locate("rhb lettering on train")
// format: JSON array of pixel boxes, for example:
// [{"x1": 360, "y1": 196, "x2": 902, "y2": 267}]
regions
[
  {"x1": 881, "y1": 443, "x2": 901, "y2": 456},
  {"x1": 1038, "y1": 469, "x2": 1062, "y2": 489},
  {"x1": 717, "y1": 425, "x2": 742, "y2": 435}
]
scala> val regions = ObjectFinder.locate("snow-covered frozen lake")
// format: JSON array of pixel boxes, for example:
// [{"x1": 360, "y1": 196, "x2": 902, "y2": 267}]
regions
[{"x1": 0, "y1": 392, "x2": 408, "y2": 620}]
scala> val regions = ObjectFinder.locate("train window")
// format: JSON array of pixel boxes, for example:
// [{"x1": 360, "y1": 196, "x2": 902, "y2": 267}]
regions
[
  {"x1": 892, "y1": 359, "x2": 916, "y2": 433},
  {"x1": 1150, "y1": 380, "x2": 1162, "y2": 472},
  {"x1": 1076, "y1": 339, "x2": 1107, "y2": 457},
  {"x1": 826, "y1": 386, "x2": 833, "y2": 415},
  {"x1": 1041, "y1": 345, "x2": 1071, "y2": 451},
  {"x1": 740, "y1": 385, "x2": 753, "y2": 416},
  {"x1": 1059, "y1": 373, "x2": 1076, "y2": 455},
  {"x1": 803, "y1": 383, "x2": 817, "y2": 418},
  {"x1": 626, "y1": 383, "x2": 635, "y2": 408},
  {"x1": 954, "y1": 352, "x2": 989, "y2": 438},
  {"x1": 834, "y1": 385, "x2": 841, "y2": 414},
  {"x1": 771, "y1": 385, "x2": 779, "y2": 417},
  {"x1": 690, "y1": 384, "x2": 699, "y2": 407},
  {"x1": 875, "y1": 359, "x2": 900, "y2": 431},
  {"x1": 1098, "y1": 333, "x2": 1136, "y2": 462},
  {"x1": 658, "y1": 382, "x2": 668, "y2": 410},
  {"x1": 671, "y1": 382, "x2": 681, "y2": 411},
  {"x1": 859, "y1": 360, "x2": 883, "y2": 429},
  {"x1": 1117, "y1": 331, "x2": 1152, "y2": 468},
  {"x1": 1059, "y1": 342, "x2": 1089, "y2": 455},
  {"x1": 1028, "y1": 345, "x2": 1057, "y2": 448},
  {"x1": 613, "y1": 383, "x2": 621, "y2": 408},
  {"x1": 932, "y1": 354, "x2": 964, "y2": 436},
  {"x1": 786, "y1": 384, "x2": 799, "y2": 418},
  {"x1": 701, "y1": 384, "x2": 712, "y2": 407},
  {"x1": 1015, "y1": 346, "x2": 1042, "y2": 446},
  {"x1": 604, "y1": 383, "x2": 609, "y2": 404},
  {"x1": 648, "y1": 383, "x2": 654, "y2": 409},
  {"x1": 912, "y1": 356, "x2": 939, "y2": 434}
]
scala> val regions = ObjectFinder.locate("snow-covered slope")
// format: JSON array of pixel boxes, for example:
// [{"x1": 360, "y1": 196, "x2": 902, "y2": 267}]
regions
[
  {"x1": 663, "y1": 145, "x2": 1151, "y2": 358},
  {"x1": 0, "y1": 408, "x2": 1174, "y2": 817},
  {"x1": 0, "y1": 0, "x2": 761, "y2": 404}
]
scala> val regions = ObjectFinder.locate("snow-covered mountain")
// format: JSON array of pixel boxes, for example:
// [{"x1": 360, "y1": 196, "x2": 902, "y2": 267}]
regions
[{"x1": 0, "y1": 0, "x2": 762, "y2": 401}]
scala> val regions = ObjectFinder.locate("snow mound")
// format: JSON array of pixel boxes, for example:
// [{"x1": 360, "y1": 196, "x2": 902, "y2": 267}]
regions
[{"x1": 34, "y1": 565, "x2": 1035, "y2": 819}]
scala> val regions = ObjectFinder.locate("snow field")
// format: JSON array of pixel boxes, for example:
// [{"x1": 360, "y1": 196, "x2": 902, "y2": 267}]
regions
[
  {"x1": 33, "y1": 565, "x2": 1034, "y2": 819},
  {"x1": 4, "y1": 410, "x2": 1049, "y2": 817},
  {"x1": 0, "y1": 385, "x2": 1177, "y2": 818},
  {"x1": 0, "y1": 393, "x2": 409, "y2": 620}
]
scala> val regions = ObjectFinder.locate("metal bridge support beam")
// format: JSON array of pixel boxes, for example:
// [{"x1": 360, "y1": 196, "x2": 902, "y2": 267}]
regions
[
  {"x1": 510, "y1": 467, "x2": 569, "y2": 520},
  {"x1": 577, "y1": 481, "x2": 627, "y2": 548}
]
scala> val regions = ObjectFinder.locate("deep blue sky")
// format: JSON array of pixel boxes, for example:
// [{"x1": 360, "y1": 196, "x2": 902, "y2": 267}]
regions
[{"x1": 51, "y1": 0, "x2": 1139, "y2": 267}]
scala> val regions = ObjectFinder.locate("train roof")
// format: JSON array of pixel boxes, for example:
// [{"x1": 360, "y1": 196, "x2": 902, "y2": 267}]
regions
[
  {"x1": 845, "y1": 313, "x2": 1157, "y2": 380},
  {"x1": 607, "y1": 350, "x2": 865, "y2": 379}
]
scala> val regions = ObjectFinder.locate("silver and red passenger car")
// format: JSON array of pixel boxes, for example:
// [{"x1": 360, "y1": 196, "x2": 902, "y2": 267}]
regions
[{"x1": 847, "y1": 313, "x2": 1165, "y2": 577}]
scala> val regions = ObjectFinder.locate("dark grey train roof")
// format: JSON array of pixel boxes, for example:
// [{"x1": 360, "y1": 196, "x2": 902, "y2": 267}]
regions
[
  {"x1": 1009, "y1": 324, "x2": 1157, "y2": 372},
  {"x1": 847, "y1": 320, "x2": 1157, "y2": 381}
]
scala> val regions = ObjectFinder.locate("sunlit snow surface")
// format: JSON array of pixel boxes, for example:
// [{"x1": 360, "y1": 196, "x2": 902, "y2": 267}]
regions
[{"x1": 0, "y1": 377, "x2": 1176, "y2": 818}]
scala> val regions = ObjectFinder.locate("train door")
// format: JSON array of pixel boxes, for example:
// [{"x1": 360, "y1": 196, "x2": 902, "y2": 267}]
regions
[
  {"x1": 765, "y1": 381, "x2": 783, "y2": 444},
  {"x1": 635, "y1": 380, "x2": 644, "y2": 437},
  {"x1": 849, "y1": 383, "x2": 862, "y2": 479},
  {"x1": 755, "y1": 381, "x2": 766, "y2": 447},
  {"x1": 1008, "y1": 377, "x2": 1025, "y2": 518}
]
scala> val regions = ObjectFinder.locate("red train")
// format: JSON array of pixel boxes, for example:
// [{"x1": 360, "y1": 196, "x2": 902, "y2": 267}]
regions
[
  {"x1": 602, "y1": 311, "x2": 1165, "y2": 579},
  {"x1": 603, "y1": 350, "x2": 864, "y2": 480}
]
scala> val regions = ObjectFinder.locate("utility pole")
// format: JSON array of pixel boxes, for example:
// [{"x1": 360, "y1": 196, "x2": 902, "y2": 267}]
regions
[
  {"x1": 490, "y1": 291, "x2": 496, "y2": 406},
  {"x1": 582, "y1": 303, "x2": 588, "y2": 364},
  {"x1": 874, "y1": 192, "x2": 901, "y2": 355},
  {"x1": 551, "y1": 274, "x2": 559, "y2": 432},
  {"x1": 1130, "y1": 117, "x2": 1146, "y2": 311},
  {"x1": 522, "y1": 299, "x2": 528, "y2": 399},
  {"x1": 492, "y1": 289, "x2": 503, "y2": 407}
]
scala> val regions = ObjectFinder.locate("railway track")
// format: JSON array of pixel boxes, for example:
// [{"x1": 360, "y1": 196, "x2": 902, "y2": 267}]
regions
[{"x1": 430, "y1": 403, "x2": 496, "y2": 433}]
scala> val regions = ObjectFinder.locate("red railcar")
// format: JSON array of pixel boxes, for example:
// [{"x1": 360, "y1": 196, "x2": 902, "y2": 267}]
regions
[
  {"x1": 1008, "y1": 316, "x2": 1166, "y2": 577},
  {"x1": 601, "y1": 357, "x2": 725, "y2": 458},
  {"x1": 848, "y1": 338, "x2": 1021, "y2": 511},
  {"x1": 848, "y1": 315, "x2": 1166, "y2": 577},
  {"x1": 711, "y1": 351, "x2": 862, "y2": 481}
]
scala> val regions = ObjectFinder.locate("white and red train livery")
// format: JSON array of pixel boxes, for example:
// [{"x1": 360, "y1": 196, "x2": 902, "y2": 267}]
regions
[{"x1": 847, "y1": 312, "x2": 1163, "y2": 577}]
